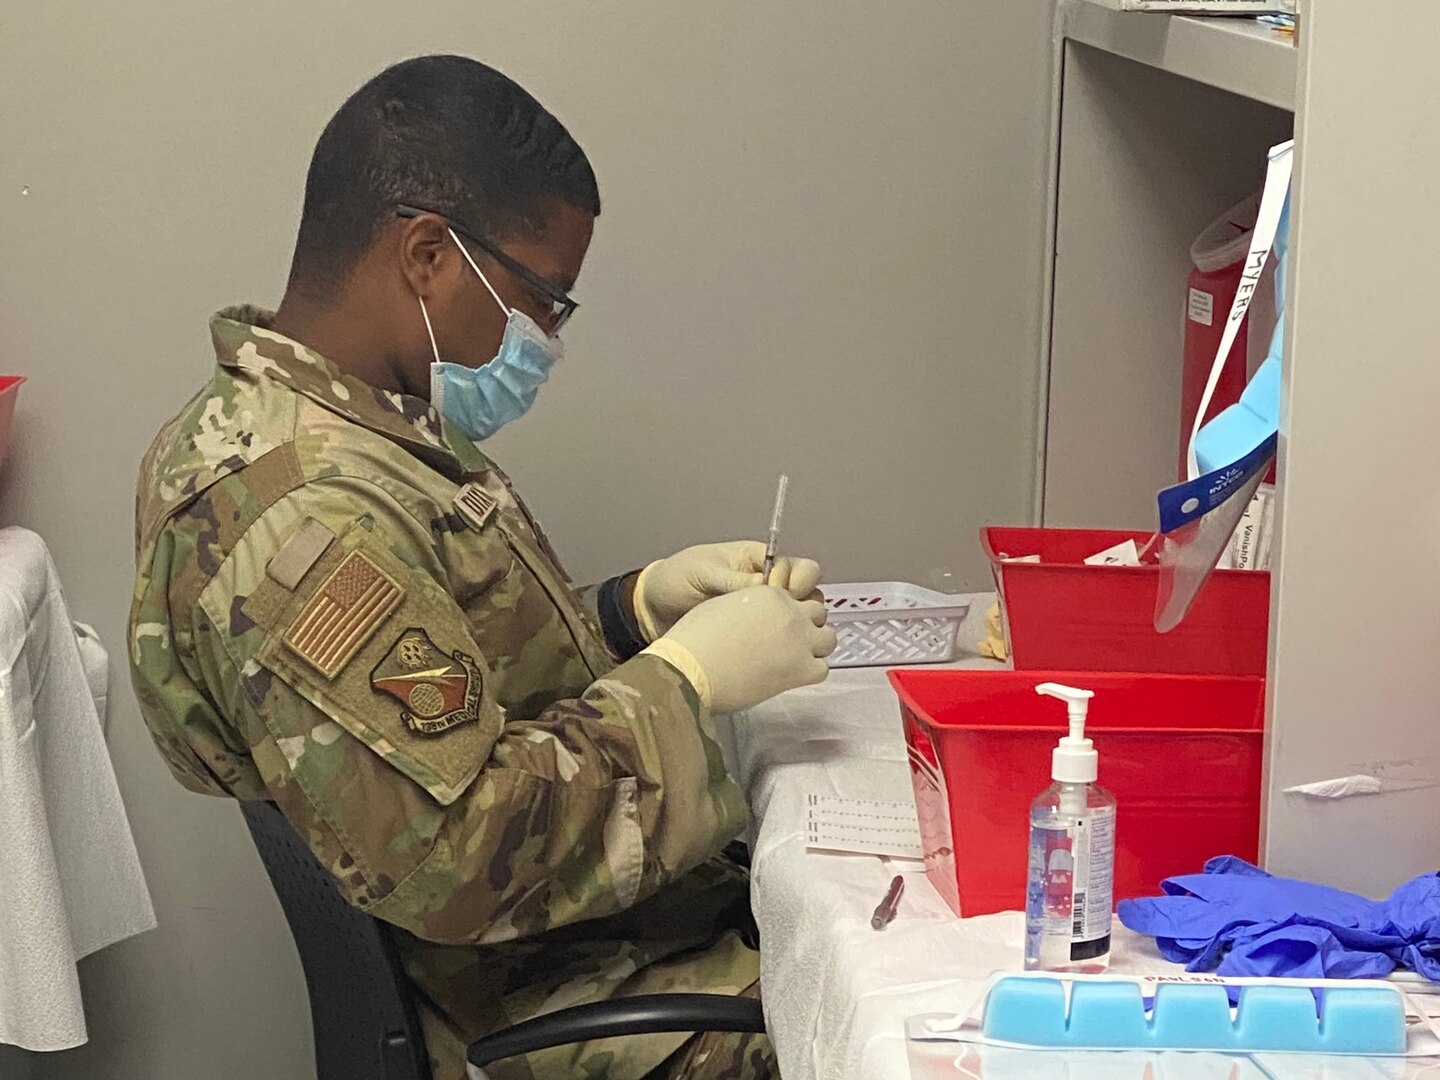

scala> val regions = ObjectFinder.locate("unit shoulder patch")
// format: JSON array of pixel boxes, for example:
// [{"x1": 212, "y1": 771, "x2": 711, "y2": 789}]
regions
[{"x1": 371, "y1": 627, "x2": 483, "y2": 736}]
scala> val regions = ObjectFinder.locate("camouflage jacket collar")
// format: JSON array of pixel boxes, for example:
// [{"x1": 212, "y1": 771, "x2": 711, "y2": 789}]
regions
[{"x1": 210, "y1": 306, "x2": 487, "y2": 476}]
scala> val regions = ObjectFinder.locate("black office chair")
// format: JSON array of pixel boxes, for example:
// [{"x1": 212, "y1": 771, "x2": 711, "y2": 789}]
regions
[{"x1": 240, "y1": 800, "x2": 766, "y2": 1080}]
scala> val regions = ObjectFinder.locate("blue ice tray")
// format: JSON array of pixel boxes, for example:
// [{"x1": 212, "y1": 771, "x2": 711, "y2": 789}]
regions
[{"x1": 982, "y1": 977, "x2": 1407, "y2": 1055}]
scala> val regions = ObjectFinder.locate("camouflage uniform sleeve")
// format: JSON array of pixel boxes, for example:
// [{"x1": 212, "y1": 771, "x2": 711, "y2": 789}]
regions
[{"x1": 194, "y1": 476, "x2": 747, "y2": 945}]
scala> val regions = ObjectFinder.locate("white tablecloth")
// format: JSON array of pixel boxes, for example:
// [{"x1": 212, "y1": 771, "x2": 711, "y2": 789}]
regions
[
  {"x1": 0, "y1": 529, "x2": 156, "y2": 1051},
  {"x1": 717, "y1": 602, "x2": 1440, "y2": 1080},
  {"x1": 715, "y1": 594, "x2": 1046, "y2": 1080}
]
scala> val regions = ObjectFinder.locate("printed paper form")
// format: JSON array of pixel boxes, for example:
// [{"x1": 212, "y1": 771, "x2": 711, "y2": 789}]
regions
[{"x1": 804, "y1": 794, "x2": 924, "y2": 860}]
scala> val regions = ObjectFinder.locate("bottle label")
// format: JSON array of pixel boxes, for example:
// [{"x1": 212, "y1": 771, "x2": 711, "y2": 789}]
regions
[
  {"x1": 1069, "y1": 805, "x2": 1115, "y2": 960},
  {"x1": 1025, "y1": 803, "x2": 1115, "y2": 969}
]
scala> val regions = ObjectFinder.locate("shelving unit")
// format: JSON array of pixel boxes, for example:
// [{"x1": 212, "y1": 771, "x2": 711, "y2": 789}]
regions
[
  {"x1": 1034, "y1": 1, "x2": 1440, "y2": 895},
  {"x1": 1040, "y1": 0, "x2": 1293, "y2": 531}
]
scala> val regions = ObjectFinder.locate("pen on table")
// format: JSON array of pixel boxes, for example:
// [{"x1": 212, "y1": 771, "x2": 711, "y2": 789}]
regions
[
  {"x1": 761, "y1": 474, "x2": 789, "y2": 581},
  {"x1": 871, "y1": 874, "x2": 905, "y2": 931}
]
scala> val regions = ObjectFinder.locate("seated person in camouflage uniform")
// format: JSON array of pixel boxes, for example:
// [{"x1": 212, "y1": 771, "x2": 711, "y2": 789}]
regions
[{"x1": 129, "y1": 54, "x2": 837, "y2": 1080}]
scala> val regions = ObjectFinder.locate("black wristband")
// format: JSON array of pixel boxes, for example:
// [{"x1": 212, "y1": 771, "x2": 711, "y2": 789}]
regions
[{"x1": 597, "y1": 572, "x2": 649, "y2": 661}]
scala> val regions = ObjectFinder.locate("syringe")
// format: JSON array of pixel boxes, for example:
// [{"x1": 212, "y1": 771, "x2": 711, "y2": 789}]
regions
[{"x1": 761, "y1": 474, "x2": 790, "y2": 581}]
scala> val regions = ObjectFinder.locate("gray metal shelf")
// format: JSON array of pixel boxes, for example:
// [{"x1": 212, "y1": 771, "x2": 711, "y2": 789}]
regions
[{"x1": 1059, "y1": 0, "x2": 1298, "y2": 111}]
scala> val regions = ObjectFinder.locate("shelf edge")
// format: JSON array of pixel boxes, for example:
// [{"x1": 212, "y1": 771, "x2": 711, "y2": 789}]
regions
[{"x1": 1059, "y1": 0, "x2": 1298, "y2": 111}]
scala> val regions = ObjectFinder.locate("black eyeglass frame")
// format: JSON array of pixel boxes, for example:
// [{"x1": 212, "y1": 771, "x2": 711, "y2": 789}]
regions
[{"x1": 396, "y1": 204, "x2": 578, "y2": 331}]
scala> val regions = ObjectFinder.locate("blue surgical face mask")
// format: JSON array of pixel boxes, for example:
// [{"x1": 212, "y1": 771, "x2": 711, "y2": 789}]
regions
[{"x1": 420, "y1": 229, "x2": 564, "y2": 441}]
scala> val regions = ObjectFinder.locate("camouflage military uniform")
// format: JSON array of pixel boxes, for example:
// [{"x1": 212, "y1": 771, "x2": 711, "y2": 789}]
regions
[{"x1": 130, "y1": 307, "x2": 777, "y2": 1079}]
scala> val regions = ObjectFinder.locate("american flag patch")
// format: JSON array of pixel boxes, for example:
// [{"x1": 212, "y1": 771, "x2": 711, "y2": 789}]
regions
[{"x1": 284, "y1": 550, "x2": 404, "y2": 678}]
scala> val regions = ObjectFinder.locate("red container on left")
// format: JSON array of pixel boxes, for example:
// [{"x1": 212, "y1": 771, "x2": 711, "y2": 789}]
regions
[{"x1": 0, "y1": 376, "x2": 24, "y2": 473}]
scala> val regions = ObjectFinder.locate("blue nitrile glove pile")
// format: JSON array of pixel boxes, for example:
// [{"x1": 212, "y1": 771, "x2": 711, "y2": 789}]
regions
[{"x1": 1118, "y1": 856, "x2": 1440, "y2": 980}]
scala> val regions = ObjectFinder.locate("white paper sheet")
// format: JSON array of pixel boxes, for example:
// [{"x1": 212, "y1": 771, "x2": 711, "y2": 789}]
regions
[{"x1": 805, "y1": 794, "x2": 924, "y2": 860}]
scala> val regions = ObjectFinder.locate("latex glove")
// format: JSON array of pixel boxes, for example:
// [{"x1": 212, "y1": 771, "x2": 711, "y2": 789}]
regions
[
  {"x1": 644, "y1": 585, "x2": 837, "y2": 714},
  {"x1": 633, "y1": 541, "x2": 823, "y2": 641},
  {"x1": 978, "y1": 602, "x2": 1008, "y2": 661},
  {"x1": 1117, "y1": 856, "x2": 1440, "y2": 980}
]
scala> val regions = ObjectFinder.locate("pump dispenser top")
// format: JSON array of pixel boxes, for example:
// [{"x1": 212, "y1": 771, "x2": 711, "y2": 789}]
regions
[{"x1": 1035, "y1": 682, "x2": 1097, "y2": 784}]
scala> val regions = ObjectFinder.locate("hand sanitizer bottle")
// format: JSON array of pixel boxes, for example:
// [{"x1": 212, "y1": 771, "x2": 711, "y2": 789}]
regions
[{"x1": 1024, "y1": 682, "x2": 1116, "y2": 972}]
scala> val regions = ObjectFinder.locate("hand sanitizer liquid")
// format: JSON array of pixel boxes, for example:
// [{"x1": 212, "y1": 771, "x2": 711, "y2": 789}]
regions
[{"x1": 1024, "y1": 683, "x2": 1117, "y2": 973}]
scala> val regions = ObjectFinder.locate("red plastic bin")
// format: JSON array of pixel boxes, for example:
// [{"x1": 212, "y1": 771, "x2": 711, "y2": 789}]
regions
[
  {"x1": 982, "y1": 527, "x2": 1270, "y2": 675},
  {"x1": 890, "y1": 668, "x2": 1264, "y2": 918},
  {"x1": 0, "y1": 376, "x2": 23, "y2": 474}
]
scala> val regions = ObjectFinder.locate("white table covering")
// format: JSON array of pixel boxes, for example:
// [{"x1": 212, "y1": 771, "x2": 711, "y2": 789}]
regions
[
  {"x1": 0, "y1": 529, "x2": 156, "y2": 1051},
  {"x1": 718, "y1": 597, "x2": 1440, "y2": 1080}
]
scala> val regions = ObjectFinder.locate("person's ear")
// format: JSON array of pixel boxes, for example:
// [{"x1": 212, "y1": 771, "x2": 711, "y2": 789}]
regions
[{"x1": 397, "y1": 213, "x2": 457, "y2": 300}]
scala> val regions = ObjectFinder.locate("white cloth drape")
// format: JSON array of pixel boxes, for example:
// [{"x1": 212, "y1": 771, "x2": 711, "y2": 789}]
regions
[{"x1": 0, "y1": 529, "x2": 155, "y2": 1051}]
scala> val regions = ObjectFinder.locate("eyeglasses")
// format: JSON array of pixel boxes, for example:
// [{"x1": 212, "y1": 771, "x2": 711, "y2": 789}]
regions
[{"x1": 396, "y1": 204, "x2": 579, "y2": 332}]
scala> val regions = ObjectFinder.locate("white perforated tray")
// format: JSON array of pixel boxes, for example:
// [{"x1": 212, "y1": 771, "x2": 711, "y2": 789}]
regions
[{"x1": 824, "y1": 582, "x2": 971, "y2": 668}]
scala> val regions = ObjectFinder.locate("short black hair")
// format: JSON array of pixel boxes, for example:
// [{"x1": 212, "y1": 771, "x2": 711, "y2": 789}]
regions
[{"x1": 287, "y1": 54, "x2": 600, "y2": 293}]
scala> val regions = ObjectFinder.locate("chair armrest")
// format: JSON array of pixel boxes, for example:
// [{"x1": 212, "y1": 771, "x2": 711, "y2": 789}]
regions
[
  {"x1": 465, "y1": 993, "x2": 765, "y2": 1077},
  {"x1": 722, "y1": 839, "x2": 752, "y2": 869}
]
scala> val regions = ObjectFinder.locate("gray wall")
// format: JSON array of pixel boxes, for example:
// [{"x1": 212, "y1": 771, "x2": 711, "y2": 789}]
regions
[{"x1": 0, "y1": 2, "x2": 1052, "y2": 1076}]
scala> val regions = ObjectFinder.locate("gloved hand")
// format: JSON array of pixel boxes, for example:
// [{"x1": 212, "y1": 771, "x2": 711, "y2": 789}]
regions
[
  {"x1": 633, "y1": 541, "x2": 823, "y2": 641},
  {"x1": 1117, "y1": 855, "x2": 1440, "y2": 981},
  {"x1": 644, "y1": 585, "x2": 837, "y2": 714},
  {"x1": 978, "y1": 601, "x2": 1008, "y2": 661}
]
